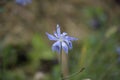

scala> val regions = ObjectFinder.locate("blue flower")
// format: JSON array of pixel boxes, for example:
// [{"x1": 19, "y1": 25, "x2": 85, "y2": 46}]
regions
[
  {"x1": 16, "y1": 0, "x2": 32, "y2": 6},
  {"x1": 46, "y1": 24, "x2": 78, "y2": 54}
]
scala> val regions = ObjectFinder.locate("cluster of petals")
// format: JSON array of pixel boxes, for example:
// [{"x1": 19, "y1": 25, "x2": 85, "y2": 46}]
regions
[{"x1": 46, "y1": 24, "x2": 78, "y2": 54}]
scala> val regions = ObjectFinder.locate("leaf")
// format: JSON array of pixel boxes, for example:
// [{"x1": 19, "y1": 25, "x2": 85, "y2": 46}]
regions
[{"x1": 105, "y1": 27, "x2": 117, "y2": 38}]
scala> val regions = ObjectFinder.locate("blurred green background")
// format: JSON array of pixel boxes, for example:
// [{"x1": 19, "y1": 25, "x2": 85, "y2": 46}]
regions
[{"x1": 0, "y1": 0, "x2": 120, "y2": 80}]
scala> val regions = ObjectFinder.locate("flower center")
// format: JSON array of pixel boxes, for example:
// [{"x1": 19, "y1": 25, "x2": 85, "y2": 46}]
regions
[{"x1": 59, "y1": 37, "x2": 64, "y2": 42}]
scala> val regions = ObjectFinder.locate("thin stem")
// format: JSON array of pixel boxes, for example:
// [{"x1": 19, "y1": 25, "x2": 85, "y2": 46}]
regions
[
  {"x1": 59, "y1": 44, "x2": 84, "y2": 80},
  {"x1": 60, "y1": 46, "x2": 64, "y2": 80},
  {"x1": 63, "y1": 67, "x2": 85, "y2": 80}
]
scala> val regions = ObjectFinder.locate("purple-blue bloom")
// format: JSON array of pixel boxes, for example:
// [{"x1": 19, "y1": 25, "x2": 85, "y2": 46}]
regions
[
  {"x1": 46, "y1": 24, "x2": 78, "y2": 54},
  {"x1": 16, "y1": 0, "x2": 32, "y2": 6}
]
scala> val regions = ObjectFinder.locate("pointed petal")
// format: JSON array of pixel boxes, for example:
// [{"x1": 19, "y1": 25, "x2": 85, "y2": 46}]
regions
[
  {"x1": 46, "y1": 32, "x2": 57, "y2": 41},
  {"x1": 62, "y1": 42, "x2": 68, "y2": 54},
  {"x1": 65, "y1": 36, "x2": 78, "y2": 41},
  {"x1": 56, "y1": 24, "x2": 61, "y2": 36},
  {"x1": 65, "y1": 40, "x2": 72, "y2": 49},
  {"x1": 61, "y1": 32, "x2": 67, "y2": 36},
  {"x1": 54, "y1": 31, "x2": 58, "y2": 37},
  {"x1": 52, "y1": 41, "x2": 61, "y2": 53}
]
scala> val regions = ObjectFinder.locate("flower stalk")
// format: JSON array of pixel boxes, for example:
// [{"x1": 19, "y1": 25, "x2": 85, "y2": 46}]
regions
[
  {"x1": 59, "y1": 46, "x2": 85, "y2": 80},
  {"x1": 59, "y1": 50, "x2": 85, "y2": 80},
  {"x1": 60, "y1": 47, "x2": 64, "y2": 80}
]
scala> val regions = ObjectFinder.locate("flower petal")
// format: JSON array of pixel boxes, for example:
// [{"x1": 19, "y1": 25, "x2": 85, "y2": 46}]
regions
[
  {"x1": 61, "y1": 32, "x2": 67, "y2": 37},
  {"x1": 52, "y1": 41, "x2": 61, "y2": 53},
  {"x1": 62, "y1": 42, "x2": 68, "y2": 54},
  {"x1": 65, "y1": 36, "x2": 78, "y2": 41},
  {"x1": 65, "y1": 40, "x2": 72, "y2": 49},
  {"x1": 46, "y1": 32, "x2": 57, "y2": 41},
  {"x1": 56, "y1": 24, "x2": 61, "y2": 36},
  {"x1": 54, "y1": 31, "x2": 58, "y2": 38}
]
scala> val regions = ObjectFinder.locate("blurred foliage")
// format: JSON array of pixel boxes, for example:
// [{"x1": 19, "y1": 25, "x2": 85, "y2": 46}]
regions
[
  {"x1": 83, "y1": 7, "x2": 107, "y2": 30},
  {"x1": 68, "y1": 27, "x2": 120, "y2": 80},
  {"x1": 1, "y1": 0, "x2": 120, "y2": 80},
  {"x1": 0, "y1": 34, "x2": 57, "y2": 80},
  {"x1": 28, "y1": 33, "x2": 56, "y2": 72}
]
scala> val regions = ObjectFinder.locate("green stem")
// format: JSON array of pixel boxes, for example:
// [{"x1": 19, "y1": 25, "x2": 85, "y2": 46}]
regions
[
  {"x1": 60, "y1": 47, "x2": 64, "y2": 80},
  {"x1": 59, "y1": 48, "x2": 85, "y2": 80},
  {"x1": 63, "y1": 67, "x2": 85, "y2": 80}
]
